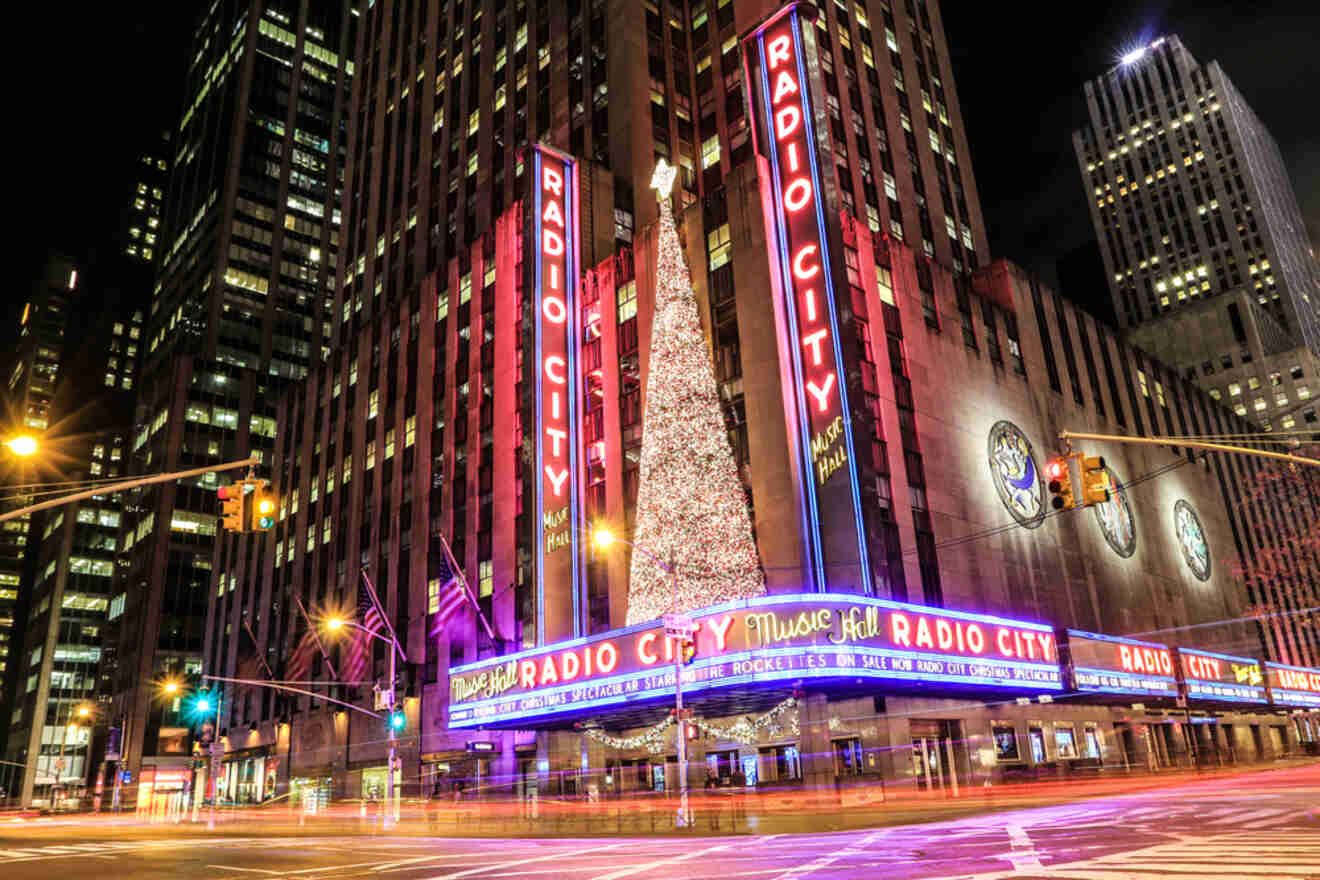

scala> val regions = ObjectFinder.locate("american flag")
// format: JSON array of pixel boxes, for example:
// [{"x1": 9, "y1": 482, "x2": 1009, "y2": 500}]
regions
[
  {"x1": 284, "y1": 623, "x2": 317, "y2": 682},
  {"x1": 429, "y1": 543, "x2": 469, "y2": 637},
  {"x1": 342, "y1": 578, "x2": 385, "y2": 683}
]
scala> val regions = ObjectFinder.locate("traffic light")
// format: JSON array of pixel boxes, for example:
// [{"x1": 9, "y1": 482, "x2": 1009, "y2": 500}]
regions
[
  {"x1": 218, "y1": 482, "x2": 249, "y2": 532},
  {"x1": 250, "y1": 481, "x2": 276, "y2": 531},
  {"x1": 681, "y1": 639, "x2": 697, "y2": 666},
  {"x1": 389, "y1": 710, "x2": 405, "y2": 731},
  {"x1": 1080, "y1": 456, "x2": 1111, "y2": 506},
  {"x1": 1046, "y1": 458, "x2": 1076, "y2": 511}
]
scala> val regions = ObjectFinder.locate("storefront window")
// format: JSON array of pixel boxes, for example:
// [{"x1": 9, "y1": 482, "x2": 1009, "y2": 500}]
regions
[
  {"x1": 759, "y1": 745, "x2": 801, "y2": 781},
  {"x1": 832, "y1": 738, "x2": 863, "y2": 775},
  {"x1": 1028, "y1": 727, "x2": 1046, "y2": 763},
  {"x1": 1084, "y1": 726, "x2": 1103, "y2": 759},
  {"x1": 1055, "y1": 726, "x2": 1079, "y2": 759},
  {"x1": 992, "y1": 724, "x2": 1019, "y2": 761}
]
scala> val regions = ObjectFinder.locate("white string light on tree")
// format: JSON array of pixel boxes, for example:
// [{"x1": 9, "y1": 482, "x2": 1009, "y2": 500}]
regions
[{"x1": 625, "y1": 159, "x2": 766, "y2": 624}]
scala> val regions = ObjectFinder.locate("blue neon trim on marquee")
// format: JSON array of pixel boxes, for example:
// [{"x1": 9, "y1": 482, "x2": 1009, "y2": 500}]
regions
[
  {"x1": 451, "y1": 591, "x2": 1056, "y2": 676},
  {"x1": 1066, "y1": 628, "x2": 1172, "y2": 651},
  {"x1": 1177, "y1": 646, "x2": 1261, "y2": 665},
  {"x1": 449, "y1": 645, "x2": 1063, "y2": 728}
]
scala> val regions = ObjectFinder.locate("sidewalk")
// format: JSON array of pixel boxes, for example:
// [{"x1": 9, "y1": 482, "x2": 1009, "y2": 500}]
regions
[{"x1": 8, "y1": 757, "x2": 1316, "y2": 839}]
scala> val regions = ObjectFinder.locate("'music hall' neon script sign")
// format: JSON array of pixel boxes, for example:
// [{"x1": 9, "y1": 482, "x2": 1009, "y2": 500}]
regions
[
  {"x1": 746, "y1": 4, "x2": 871, "y2": 593},
  {"x1": 533, "y1": 145, "x2": 584, "y2": 642},
  {"x1": 447, "y1": 594, "x2": 1061, "y2": 728}
]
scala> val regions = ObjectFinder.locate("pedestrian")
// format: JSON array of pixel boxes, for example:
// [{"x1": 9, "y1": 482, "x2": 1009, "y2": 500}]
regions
[
  {"x1": 730, "y1": 765, "x2": 747, "y2": 824},
  {"x1": 704, "y1": 769, "x2": 718, "y2": 791}
]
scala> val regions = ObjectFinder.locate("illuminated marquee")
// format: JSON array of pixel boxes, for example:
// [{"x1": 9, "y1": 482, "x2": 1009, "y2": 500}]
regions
[
  {"x1": 1062, "y1": 630, "x2": 1179, "y2": 699},
  {"x1": 1265, "y1": 661, "x2": 1320, "y2": 708},
  {"x1": 447, "y1": 594, "x2": 1061, "y2": 728},
  {"x1": 744, "y1": 4, "x2": 871, "y2": 592},
  {"x1": 1175, "y1": 647, "x2": 1267, "y2": 704},
  {"x1": 531, "y1": 145, "x2": 584, "y2": 643}
]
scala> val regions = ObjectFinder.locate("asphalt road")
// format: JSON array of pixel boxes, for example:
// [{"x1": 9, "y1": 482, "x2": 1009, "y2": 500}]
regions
[{"x1": 2, "y1": 768, "x2": 1317, "y2": 879}]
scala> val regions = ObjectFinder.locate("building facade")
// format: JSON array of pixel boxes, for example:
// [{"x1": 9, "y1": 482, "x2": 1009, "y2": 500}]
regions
[
  {"x1": 1073, "y1": 35, "x2": 1320, "y2": 432},
  {"x1": 199, "y1": 1, "x2": 1316, "y2": 806},
  {"x1": 4, "y1": 296, "x2": 145, "y2": 808},
  {"x1": 102, "y1": 0, "x2": 356, "y2": 806}
]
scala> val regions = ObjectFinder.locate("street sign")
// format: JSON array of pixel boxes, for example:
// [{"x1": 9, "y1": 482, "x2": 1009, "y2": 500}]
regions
[
  {"x1": 374, "y1": 686, "x2": 394, "y2": 712},
  {"x1": 664, "y1": 614, "x2": 697, "y2": 638},
  {"x1": 466, "y1": 741, "x2": 497, "y2": 753}
]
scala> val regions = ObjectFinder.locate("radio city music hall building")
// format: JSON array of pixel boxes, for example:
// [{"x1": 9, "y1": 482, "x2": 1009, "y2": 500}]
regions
[{"x1": 203, "y1": 1, "x2": 1317, "y2": 804}]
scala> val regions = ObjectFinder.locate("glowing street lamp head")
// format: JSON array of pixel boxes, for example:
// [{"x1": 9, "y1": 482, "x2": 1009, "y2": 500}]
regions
[
  {"x1": 6, "y1": 435, "x2": 37, "y2": 457},
  {"x1": 1120, "y1": 47, "x2": 1146, "y2": 65},
  {"x1": 162, "y1": 680, "x2": 180, "y2": 695},
  {"x1": 592, "y1": 527, "x2": 616, "y2": 549},
  {"x1": 326, "y1": 617, "x2": 345, "y2": 631},
  {"x1": 77, "y1": 705, "x2": 90, "y2": 717}
]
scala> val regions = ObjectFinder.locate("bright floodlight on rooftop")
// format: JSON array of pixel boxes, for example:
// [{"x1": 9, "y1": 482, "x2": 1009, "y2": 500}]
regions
[{"x1": 1120, "y1": 47, "x2": 1146, "y2": 65}]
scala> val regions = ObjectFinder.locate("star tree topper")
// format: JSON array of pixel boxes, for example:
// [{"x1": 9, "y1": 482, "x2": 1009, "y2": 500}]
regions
[{"x1": 650, "y1": 157, "x2": 678, "y2": 198}]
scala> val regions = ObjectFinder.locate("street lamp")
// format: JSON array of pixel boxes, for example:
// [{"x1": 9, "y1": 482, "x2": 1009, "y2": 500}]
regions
[
  {"x1": 324, "y1": 616, "x2": 405, "y2": 828},
  {"x1": 590, "y1": 524, "x2": 693, "y2": 827},
  {"x1": 5, "y1": 435, "x2": 38, "y2": 457}
]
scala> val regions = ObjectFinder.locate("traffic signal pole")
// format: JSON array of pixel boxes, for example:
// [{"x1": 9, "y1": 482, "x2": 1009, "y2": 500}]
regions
[
  {"x1": 1059, "y1": 431, "x2": 1319, "y2": 468},
  {"x1": 0, "y1": 457, "x2": 260, "y2": 524}
]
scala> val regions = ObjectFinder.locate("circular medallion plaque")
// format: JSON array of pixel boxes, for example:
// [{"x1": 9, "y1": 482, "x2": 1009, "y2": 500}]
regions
[{"x1": 987, "y1": 420, "x2": 1045, "y2": 529}]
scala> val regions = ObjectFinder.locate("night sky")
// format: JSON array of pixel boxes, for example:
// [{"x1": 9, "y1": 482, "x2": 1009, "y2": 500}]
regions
[{"x1": 14, "y1": 2, "x2": 1318, "y2": 315}]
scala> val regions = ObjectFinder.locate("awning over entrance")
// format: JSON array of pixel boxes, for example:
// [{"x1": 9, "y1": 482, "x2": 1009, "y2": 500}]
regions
[{"x1": 446, "y1": 593, "x2": 1062, "y2": 731}]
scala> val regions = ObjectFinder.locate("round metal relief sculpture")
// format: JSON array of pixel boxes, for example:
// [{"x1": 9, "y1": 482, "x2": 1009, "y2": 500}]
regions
[
  {"x1": 1173, "y1": 500, "x2": 1211, "y2": 581},
  {"x1": 1093, "y1": 467, "x2": 1136, "y2": 558},
  {"x1": 987, "y1": 420, "x2": 1045, "y2": 528}
]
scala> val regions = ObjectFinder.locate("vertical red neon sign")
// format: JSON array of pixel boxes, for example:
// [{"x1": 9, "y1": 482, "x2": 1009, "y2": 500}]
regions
[
  {"x1": 533, "y1": 145, "x2": 583, "y2": 643},
  {"x1": 746, "y1": 4, "x2": 872, "y2": 593}
]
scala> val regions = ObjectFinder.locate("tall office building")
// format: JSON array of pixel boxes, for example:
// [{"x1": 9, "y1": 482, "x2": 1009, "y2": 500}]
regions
[
  {"x1": 122, "y1": 132, "x2": 171, "y2": 267},
  {"x1": 103, "y1": 0, "x2": 356, "y2": 801},
  {"x1": 0, "y1": 255, "x2": 80, "y2": 768},
  {"x1": 202, "y1": 1, "x2": 1315, "y2": 806},
  {"x1": 1073, "y1": 36, "x2": 1320, "y2": 433},
  {"x1": 3, "y1": 293, "x2": 145, "y2": 808}
]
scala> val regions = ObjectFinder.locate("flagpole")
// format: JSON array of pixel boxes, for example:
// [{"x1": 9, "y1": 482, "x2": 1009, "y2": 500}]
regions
[
  {"x1": 439, "y1": 533, "x2": 498, "y2": 643},
  {"x1": 294, "y1": 594, "x2": 340, "y2": 680},
  {"x1": 359, "y1": 568, "x2": 406, "y2": 661},
  {"x1": 242, "y1": 617, "x2": 276, "y2": 679}
]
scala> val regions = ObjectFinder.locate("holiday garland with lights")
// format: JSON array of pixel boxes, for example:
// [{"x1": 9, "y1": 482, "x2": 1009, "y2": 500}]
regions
[
  {"x1": 625, "y1": 161, "x2": 766, "y2": 624},
  {"x1": 688, "y1": 697, "x2": 799, "y2": 744}
]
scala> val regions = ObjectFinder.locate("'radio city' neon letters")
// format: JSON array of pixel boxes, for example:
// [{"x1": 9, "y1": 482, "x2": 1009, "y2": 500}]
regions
[
  {"x1": 532, "y1": 145, "x2": 584, "y2": 642},
  {"x1": 748, "y1": 4, "x2": 872, "y2": 593}
]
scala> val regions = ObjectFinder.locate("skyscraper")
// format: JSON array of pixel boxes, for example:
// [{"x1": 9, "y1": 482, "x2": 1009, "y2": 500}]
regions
[
  {"x1": 1073, "y1": 35, "x2": 1320, "y2": 432},
  {"x1": 0, "y1": 255, "x2": 81, "y2": 768},
  {"x1": 3, "y1": 289, "x2": 145, "y2": 808},
  {"x1": 103, "y1": 0, "x2": 356, "y2": 800}
]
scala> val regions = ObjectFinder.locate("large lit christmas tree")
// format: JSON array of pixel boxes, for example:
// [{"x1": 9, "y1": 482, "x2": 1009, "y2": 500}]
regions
[{"x1": 625, "y1": 160, "x2": 766, "y2": 624}]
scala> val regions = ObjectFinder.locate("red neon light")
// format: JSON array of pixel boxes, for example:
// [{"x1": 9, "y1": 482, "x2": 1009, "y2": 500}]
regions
[
  {"x1": 539, "y1": 157, "x2": 572, "y2": 502},
  {"x1": 1185, "y1": 654, "x2": 1222, "y2": 681},
  {"x1": 887, "y1": 610, "x2": 1048, "y2": 660},
  {"x1": 1119, "y1": 644, "x2": 1174, "y2": 676},
  {"x1": 1278, "y1": 668, "x2": 1320, "y2": 692}
]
